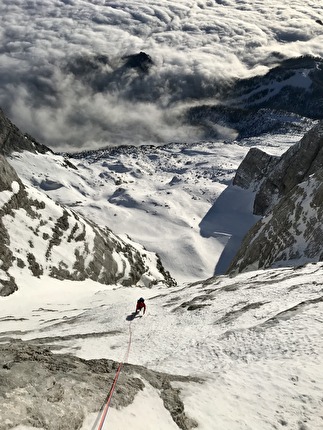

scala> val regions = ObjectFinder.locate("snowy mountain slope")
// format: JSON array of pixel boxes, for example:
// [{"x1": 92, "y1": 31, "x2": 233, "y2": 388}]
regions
[
  {"x1": 227, "y1": 56, "x2": 323, "y2": 118},
  {"x1": 0, "y1": 154, "x2": 174, "y2": 296},
  {"x1": 1, "y1": 116, "x2": 323, "y2": 429},
  {"x1": 1, "y1": 2, "x2": 323, "y2": 428},
  {"x1": 8, "y1": 131, "x2": 306, "y2": 283},
  {"x1": 1, "y1": 262, "x2": 323, "y2": 429},
  {"x1": 187, "y1": 55, "x2": 323, "y2": 141}
]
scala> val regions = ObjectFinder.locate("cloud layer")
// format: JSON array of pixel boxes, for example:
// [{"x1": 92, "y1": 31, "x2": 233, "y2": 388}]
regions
[{"x1": 1, "y1": 0, "x2": 322, "y2": 150}]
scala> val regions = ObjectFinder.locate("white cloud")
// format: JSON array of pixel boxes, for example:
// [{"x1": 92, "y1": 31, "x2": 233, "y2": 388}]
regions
[{"x1": 0, "y1": 0, "x2": 322, "y2": 149}]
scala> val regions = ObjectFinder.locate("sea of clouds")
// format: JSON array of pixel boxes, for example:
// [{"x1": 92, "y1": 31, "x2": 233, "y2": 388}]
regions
[{"x1": 1, "y1": 0, "x2": 322, "y2": 150}]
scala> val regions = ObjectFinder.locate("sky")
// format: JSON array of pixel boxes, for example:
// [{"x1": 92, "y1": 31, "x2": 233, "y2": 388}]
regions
[{"x1": 1, "y1": 0, "x2": 323, "y2": 150}]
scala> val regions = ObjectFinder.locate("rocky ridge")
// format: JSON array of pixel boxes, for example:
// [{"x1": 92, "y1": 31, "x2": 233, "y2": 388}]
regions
[
  {"x1": 0, "y1": 152, "x2": 175, "y2": 296},
  {"x1": 227, "y1": 121, "x2": 323, "y2": 273},
  {"x1": 0, "y1": 108, "x2": 51, "y2": 156}
]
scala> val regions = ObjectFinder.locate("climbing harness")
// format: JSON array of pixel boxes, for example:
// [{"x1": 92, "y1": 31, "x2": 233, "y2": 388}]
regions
[{"x1": 96, "y1": 321, "x2": 133, "y2": 429}]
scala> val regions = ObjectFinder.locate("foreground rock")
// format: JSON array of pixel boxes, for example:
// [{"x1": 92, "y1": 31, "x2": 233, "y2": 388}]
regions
[{"x1": 0, "y1": 341, "x2": 198, "y2": 430}]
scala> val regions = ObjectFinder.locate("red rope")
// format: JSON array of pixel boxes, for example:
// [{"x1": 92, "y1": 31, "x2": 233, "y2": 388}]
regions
[{"x1": 97, "y1": 323, "x2": 133, "y2": 430}]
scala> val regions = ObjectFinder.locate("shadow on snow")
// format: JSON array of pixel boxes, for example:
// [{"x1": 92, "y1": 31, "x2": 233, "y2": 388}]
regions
[{"x1": 199, "y1": 184, "x2": 260, "y2": 275}]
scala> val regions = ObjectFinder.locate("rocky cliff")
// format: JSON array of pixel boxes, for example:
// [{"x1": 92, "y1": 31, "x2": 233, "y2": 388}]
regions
[
  {"x1": 0, "y1": 108, "x2": 51, "y2": 155},
  {"x1": 0, "y1": 341, "x2": 198, "y2": 430},
  {"x1": 228, "y1": 121, "x2": 323, "y2": 273},
  {"x1": 252, "y1": 121, "x2": 323, "y2": 216},
  {"x1": 0, "y1": 154, "x2": 175, "y2": 296}
]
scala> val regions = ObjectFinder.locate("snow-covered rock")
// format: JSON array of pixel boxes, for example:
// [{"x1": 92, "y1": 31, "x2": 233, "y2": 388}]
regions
[
  {"x1": 228, "y1": 169, "x2": 323, "y2": 273},
  {"x1": 228, "y1": 121, "x2": 323, "y2": 273},
  {"x1": 253, "y1": 120, "x2": 323, "y2": 215},
  {"x1": 0, "y1": 155, "x2": 175, "y2": 296}
]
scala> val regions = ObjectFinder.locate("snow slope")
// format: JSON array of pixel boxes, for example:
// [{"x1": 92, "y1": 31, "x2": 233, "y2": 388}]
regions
[{"x1": 1, "y1": 262, "x2": 323, "y2": 429}]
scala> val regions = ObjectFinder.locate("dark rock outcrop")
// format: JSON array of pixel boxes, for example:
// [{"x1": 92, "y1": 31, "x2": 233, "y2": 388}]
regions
[
  {"x1": 64, "y1": 51, "x2": 153, "y2": 98},
  {"x1": 0, "y1": 341, "x2": 198, "y2": 430},
  {"x1": 0, "y1": 108, "x2": 52, "y2": 155},
  {"x1": 123, "y1": 51, "x2": 154, "y2": 73}
]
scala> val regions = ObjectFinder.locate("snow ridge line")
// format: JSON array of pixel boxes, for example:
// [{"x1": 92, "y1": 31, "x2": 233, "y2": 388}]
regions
[{"x1": 96, "y1": 321, "x2": 133, "y2": 429}]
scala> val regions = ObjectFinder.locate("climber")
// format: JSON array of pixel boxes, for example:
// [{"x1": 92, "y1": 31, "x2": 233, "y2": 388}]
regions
[{"x1": 136, "y1": 297, "x2": 146, "y2": 315}]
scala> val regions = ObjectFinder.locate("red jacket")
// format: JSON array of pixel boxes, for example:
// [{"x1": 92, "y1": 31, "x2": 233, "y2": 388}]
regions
[{"x1": 136, "y1": 301, "x2": 146, "y2": 313}]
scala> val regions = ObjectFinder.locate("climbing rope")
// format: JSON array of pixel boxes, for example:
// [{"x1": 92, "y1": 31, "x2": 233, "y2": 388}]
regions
[{"x1": 96, "y1": 321, "x2": 133, "y2": 430}]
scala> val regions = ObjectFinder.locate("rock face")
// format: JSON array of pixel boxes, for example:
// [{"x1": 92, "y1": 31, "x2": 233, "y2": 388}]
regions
[
  {"x1": 0, "y1": 108, "x2": 51, "y2": 155},
  {"x1": 228, "y1": 170, "x2": 323, "y2": 273},
  {"x1": 252, "y1": 121, "x2": 323, "y2": 215},
  {"x1": 0, "y1": 156, "x2": 25, "y2": 295},
  {"x1": 232, "y1": 147, "x2": 279, "y2": 192},
  {"x1": 0, "y1": 154, "x2": 175, "y2": 296},
  {"x1": 0, "y1": 341, "x2": 198, "y2": 430},
  {"x1": 227, "y1": 121, "x2": 323, "y2": 273}
]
